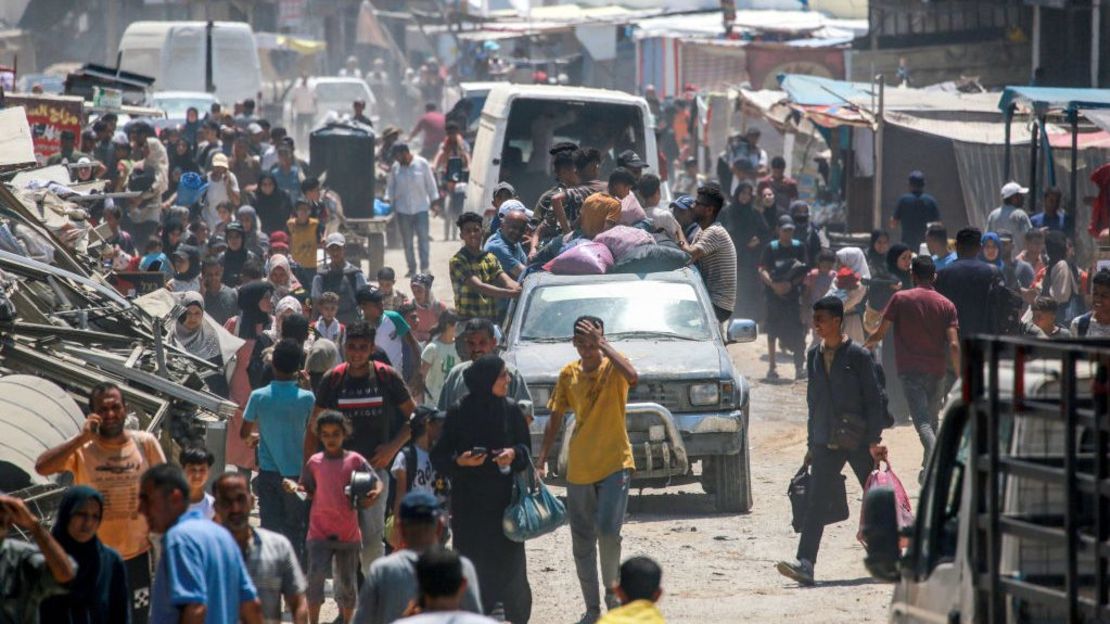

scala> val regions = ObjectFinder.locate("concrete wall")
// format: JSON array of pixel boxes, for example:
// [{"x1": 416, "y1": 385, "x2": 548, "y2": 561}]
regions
[{"x1": 847, "y1": 40, "x2": 1031, "y2": 90}]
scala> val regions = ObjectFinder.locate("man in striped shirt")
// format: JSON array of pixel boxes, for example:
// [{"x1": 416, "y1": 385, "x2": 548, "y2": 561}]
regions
[
  {"x1": 308, "y1": 321, "x2": 416, "y2": 575},
  {"x1": 679, "y1": 183, "x2": 737, "y2": 322}
]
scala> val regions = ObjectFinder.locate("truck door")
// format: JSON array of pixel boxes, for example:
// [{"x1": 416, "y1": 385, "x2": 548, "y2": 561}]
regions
[
  {"x1": 464, "y1": 110, "x2": 507, "y2": 217},
  {"x1": 891, "y1": 404, "x2": 973, "y2": 624}
]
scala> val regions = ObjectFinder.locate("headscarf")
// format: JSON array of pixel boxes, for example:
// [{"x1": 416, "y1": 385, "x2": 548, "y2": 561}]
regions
[
  {"x1": 254, "y1": 173, "x2": 292, "y2": 235},
  {"x1": 170, "y1": 139, "x2": 199, "y2": 174},
  {"x1": 237, "y1": 205, "x2": 262, "y2": 234},
  {"x1": 267, "y1": 254, "x2": 301, "y2": 292},
  {"x1": 835, "y1": 246, "x2": 871, "y2": 280},
  {"x1": 463, "y1": 354, "x2": 505, "y2": 403},
  {"x1": 979, "y1": 232, "x2": 1003, "y2": 268},
  {"x1": 887, "y1": 243, "x2": 912, "y2": 288},
  {"x1": 43, "y1": 486, "x2": 115, "y2": 612},
  {"x1": 267, "y1": 295, "x2": 302, "y2": 341},
  {"x1": 237, "y1": 281, "x2": 273, "y2": 339},
  {"x1": 306, "y1": 338, "x2": 340, "y2": 374},
  {"x1": 175, "y1": 291, "x2": 221, "y2": 361},
  {"x1": 867, "y1": 229, "x2": 889, "y2": 270},
  {"x1": 173, "y1": 244, "x2": 201, "y2": 282}
]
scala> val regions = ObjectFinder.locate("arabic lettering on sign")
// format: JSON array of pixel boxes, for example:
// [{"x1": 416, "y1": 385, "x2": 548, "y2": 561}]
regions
[{"x1": 6, "y1": 96, "x2": 83, "y2": 162}]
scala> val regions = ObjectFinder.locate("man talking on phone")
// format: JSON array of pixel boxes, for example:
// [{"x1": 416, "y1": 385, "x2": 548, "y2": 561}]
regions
[{"x1": 35, "y1": 381, "x2": 167, "y2": 624}]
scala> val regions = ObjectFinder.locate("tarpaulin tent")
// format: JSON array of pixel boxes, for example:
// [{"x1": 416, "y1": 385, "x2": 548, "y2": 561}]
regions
[{"x1": 998, "y1": 86, "x2": 1110, "y2": 224}]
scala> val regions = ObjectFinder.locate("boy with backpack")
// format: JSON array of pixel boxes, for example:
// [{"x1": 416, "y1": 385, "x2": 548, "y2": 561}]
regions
[
  {"x1": 1071, "y1": 269, "x2": 1110, "y2": 337},
  {"x1": 388, "y1": 406, "x2": 450, "y2": 548}
]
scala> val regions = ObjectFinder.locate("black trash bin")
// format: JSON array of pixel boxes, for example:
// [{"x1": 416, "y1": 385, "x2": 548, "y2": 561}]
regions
[{"x1": 309, "y1": 122, "x2": 375, "y2": 219}]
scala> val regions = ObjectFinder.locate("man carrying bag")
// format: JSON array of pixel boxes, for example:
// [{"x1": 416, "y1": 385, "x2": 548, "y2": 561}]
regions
[{"x1": 777, "y1": 296, "x2": 887, "y2": 586}]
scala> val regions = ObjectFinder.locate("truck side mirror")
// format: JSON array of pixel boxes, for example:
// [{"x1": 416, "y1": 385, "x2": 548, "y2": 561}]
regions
[
  {"x1": 726, "y1": 319, "x2": 758, "y2": 344},
  {"x1": 861, "y1": 486, "x2": 902, "y2": 582}
]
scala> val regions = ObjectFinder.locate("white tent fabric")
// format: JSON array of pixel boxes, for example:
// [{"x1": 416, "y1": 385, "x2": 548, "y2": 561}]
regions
[{"x1": 0, "y1": 375, "x2": 84, "y2": 487}]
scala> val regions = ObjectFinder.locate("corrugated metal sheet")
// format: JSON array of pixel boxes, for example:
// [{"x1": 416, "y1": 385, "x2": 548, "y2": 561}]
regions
[{"x1": 0, "y1": 375, "x2": 84, "y2": 487}]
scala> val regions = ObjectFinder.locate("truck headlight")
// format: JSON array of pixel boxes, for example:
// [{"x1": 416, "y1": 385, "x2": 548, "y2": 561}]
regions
[
  {"x1": 688, "y1": 383, "x2": 719, "y2": 406},
  {"x1": 531, "y1": 386, "x2": 551, "y2": 410}
]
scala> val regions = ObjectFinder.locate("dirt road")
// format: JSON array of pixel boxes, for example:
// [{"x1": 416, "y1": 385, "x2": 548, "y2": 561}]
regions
[{"x1": 331, "y1": 219, "x2": 924, "y2": 623}]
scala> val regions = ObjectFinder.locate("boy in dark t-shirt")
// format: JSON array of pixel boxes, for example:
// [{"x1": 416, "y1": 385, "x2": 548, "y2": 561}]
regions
[{"x1": 305, "y1": 321, "x2": 416, "y2": 576}]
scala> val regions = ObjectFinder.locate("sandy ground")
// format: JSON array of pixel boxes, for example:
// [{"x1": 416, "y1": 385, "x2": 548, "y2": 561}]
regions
[{"x1": 315, "y1": 216, "x2": 924, "y2": 623}]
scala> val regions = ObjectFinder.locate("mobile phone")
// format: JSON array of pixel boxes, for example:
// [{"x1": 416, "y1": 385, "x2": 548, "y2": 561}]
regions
[
  {"x1": 90, "y1": 420, "x2": 99, "y2": 435},
  {"x1": 471, "y1": 447, "x2": 488, "y2": 456}
]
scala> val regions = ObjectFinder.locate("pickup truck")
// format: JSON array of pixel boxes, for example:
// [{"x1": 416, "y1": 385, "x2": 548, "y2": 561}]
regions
[
  {"x1": 501, "y1": 268, "x2": 758, "y2": 512},
  {"x1": 862, "y1": 336, "x2": 1109, "y2": 623}
]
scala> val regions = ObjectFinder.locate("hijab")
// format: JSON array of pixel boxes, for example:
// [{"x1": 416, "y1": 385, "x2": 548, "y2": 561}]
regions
[
  {"x1": 887, "y1": 243, "x2": 912, "y2": 288},
  {"x1": 979, "y1": 232, "x2": 1003, "y2": 268},
  {"x1": 39, "y1": 485, "x2": 124, "y2": 623},
  {"x1": 267, "y1": 295, "x2": 302, "y2": 341},
  {"x1": 175, "y1": 292, "x2": 221, "y2": 361},
  {"x1": 170, "y1": 139, "x2": 199, "y2": 174},
  {"x1": 867, "y1": 229, "x2": 889, "y2": 271},
  {"x1": 463, "y1": 354, "x2": 505, "y2": 404},
  {"x1": 237, "y1": 205, "x2": 262, "y2": 234},
  {"x1": 835, "y1": 246, "x2": 871, "y2": 280},
  {"x1": 237, "y1": 281, "x2": 273, "y2": 339},
  {"x1": 254, "y1": 173, "x2": 292, "y2": 234},
  {"x1": 267, "y1": 254, "x2": 301, "y2": 292},
  {"x1": 173, "y1": 244, "x2": 201, "y2": 282}
]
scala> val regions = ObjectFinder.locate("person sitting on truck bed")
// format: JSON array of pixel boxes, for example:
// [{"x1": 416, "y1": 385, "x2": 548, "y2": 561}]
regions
[
  {"x1": 777, "y1": 296, "x2": 887, "y2": 587},
  {"x1": 679, "y1": 183, "x2": 737, "y2": 324}
]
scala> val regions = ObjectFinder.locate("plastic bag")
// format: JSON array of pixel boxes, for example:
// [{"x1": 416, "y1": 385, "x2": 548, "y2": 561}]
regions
[
  {"x1": 543, "y1": 241, "x2": 613, "y2": 275},
  {"x1": 593, "y1": 225, "x2": 655, "y2": 262},
  {"x1": 611, "y1": 240, "x2": 690, "y2": 274},
  {"x1": 858, "y1": 460, "x2": 913, "y2": 546}
]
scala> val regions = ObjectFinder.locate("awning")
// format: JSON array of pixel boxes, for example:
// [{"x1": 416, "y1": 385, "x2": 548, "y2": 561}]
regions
[
  {"x1": 1081, "y1": 108, "x2": 1110, "y2": 135},
  {"x1": 255, "y1": 32, "x2": 326, "y2": 54},
  {"x1": 778, "y1": 74, "x2": 873, "y2": 107},
  {"x1": 998, "y1": 86, "x2": 1110, "y2": 115}
]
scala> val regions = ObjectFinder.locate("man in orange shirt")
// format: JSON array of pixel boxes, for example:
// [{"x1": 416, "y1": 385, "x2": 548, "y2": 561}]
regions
[{"x1": 36, "y1": 382, "x2": 167, "y2": 624}]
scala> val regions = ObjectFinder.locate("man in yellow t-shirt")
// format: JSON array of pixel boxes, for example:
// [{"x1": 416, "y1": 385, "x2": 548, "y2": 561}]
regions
[
  {"x1": 35, "y1": 382, "x2": 167, "y2": 624},
  {"x1": 539, "y1": 316, "x2": 639, "y2": 624}
]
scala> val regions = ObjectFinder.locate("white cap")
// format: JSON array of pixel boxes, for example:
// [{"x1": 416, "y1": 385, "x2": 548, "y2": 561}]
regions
[
  {"x1": 325, "y1": 232, "x2": 346, "y2": 248},
  {"x1": 1000, "y1": 181, "x2": 1029, "y2": 199},
  {"x1": 498, "y1": 199, "x2": 533, "y2": 219},
  {"x1": 247, "y1": 122, "x2": 263, "y2": 134}
]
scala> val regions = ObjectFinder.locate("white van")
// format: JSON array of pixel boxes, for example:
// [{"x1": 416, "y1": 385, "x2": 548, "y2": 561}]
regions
[
  {"x1": 465, "y1": 84, "x2": 662, "y2": 216},
  {"x1": 118, "y1": 21, "x2": 263, "y2": 106}
]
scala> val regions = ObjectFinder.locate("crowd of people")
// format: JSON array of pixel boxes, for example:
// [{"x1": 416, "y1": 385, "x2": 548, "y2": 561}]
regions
[{"x1": 6, "y1": 65, "x2": 1103, "y2": 623}]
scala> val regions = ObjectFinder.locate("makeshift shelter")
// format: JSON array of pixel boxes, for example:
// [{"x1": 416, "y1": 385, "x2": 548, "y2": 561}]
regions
[{"x1": 998, "y1": 87, "x2": 1110, "y2": 228}]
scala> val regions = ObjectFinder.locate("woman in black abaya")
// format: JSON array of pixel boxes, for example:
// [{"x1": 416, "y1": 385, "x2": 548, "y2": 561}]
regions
[{"x1": 431, "y1": 355, "x2": 533, "y2": 623}]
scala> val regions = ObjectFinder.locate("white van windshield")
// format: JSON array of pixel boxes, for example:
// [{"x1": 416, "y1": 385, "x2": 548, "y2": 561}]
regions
[{"x1": 500, "y1": 98, "x2": 646, "y2": 209}]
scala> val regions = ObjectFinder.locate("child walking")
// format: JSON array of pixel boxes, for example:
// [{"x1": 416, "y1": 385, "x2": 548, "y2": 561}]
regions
[
  {"x1": 415, "y1": 311, "x2": 460, "y2": 406},
  {"x1": 296, "y1": 411, "x2": 382, "y2": 624},
  {"x1": 388, "y1": 406, "x2": 451, "y2": 548}
]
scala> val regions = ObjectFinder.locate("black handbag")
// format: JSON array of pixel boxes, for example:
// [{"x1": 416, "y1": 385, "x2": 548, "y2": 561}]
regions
[
  {"x1": 829, "y1": 411, "x2": 867, "y2": 451},
  {"x1": 788, "y1": 462, "x2": 850, "y2": 533}
]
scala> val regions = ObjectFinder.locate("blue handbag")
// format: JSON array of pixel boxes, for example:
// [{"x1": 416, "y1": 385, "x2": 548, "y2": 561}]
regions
[{"x1": 502, "y1": 455, "x2": 567, "y2": 542}]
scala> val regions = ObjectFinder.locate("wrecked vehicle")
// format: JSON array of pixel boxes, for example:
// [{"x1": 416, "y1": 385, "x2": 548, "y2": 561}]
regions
[
  {"x1": 501, "y1": 268, "x2": 759, "y2": 512},
  {"x1": 0, "y1": 179, "x2": 236, "y2": 512}
]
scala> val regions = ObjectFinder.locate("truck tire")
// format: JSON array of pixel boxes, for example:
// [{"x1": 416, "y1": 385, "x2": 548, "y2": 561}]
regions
[{"x1": 712, "y1": 430, "x2": 753, "y2": 513}]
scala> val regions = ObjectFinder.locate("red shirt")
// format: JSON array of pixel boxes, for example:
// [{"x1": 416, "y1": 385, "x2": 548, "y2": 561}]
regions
[
  {"x1": 414, "y1": 112, "x2": 446, "y2": 153},
  {"x1": 882, "y1": 285, "x2": 958, "y2": 376}
]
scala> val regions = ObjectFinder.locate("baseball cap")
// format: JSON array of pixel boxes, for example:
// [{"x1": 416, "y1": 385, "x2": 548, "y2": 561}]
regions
[
  {"x1": 210, "y1": 152, "x2": 229, "y2": 169},
  {"x1": 355, "y1": 287, "x2": 383, "y2": 304},
  {"x1": 247, "y1": 122, "x2": 263, "y2": 134},
  {"x1": 1001, "y1": 181, "x2": 1029, "y2": 199},
  {"x1": 498, "y1": 199, "x2": 534, "y2": 219},
  {"x1": 617, "y1": 149, "x2": 647, "y2": 169},
  {"x1": 778, "y1": 215, "x2": 796, "y2": 230},
  {"x1": 909, "y1": 170, "x2": 925, "y2": 184},
  {"x1": 270, "y1": 231, "x2": 289, "y2": 246},
  {"x1": 325, "y1": 232, "x2": 346, "y2": 248},
  {"x1": 399, "y1": 491, "x2": 440, "y2": 522},
  {"x1": 207, "y1": 234, "x2": 227, "y2": 250},
  {"x1": 225, "y1": 221, "x2": 245, "y2": 235},
  {"x1": 492, "y1": 181, "x2": 516, "y2": 197},
  {"x1": 669, "y1": 195, "x2": 695, "y2": 211}
]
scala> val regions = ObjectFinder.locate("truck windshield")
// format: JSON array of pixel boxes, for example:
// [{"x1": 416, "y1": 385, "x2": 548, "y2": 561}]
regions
[
  {"x1": 314, "y1": 82, "x2": 368, "y2": 104},
  {"x1": 518, "y1": 281, "x2": 711, "y2": 341}
]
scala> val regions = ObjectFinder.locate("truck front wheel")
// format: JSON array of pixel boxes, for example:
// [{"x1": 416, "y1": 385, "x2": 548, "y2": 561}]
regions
[{"x1": 707, "y1": 430, "x2": 753, "y2": 513}]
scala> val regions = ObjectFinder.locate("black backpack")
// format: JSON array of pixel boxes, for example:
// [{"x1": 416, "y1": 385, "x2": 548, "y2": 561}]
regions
[{"x1": 988, "y1": 279, "x2": 1024, "y2": 336}]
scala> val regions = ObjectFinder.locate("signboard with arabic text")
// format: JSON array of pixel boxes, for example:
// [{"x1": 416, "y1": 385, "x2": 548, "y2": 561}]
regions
[{"x1": 3, "y1": 94, "x2": 84, "y2": 164}]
